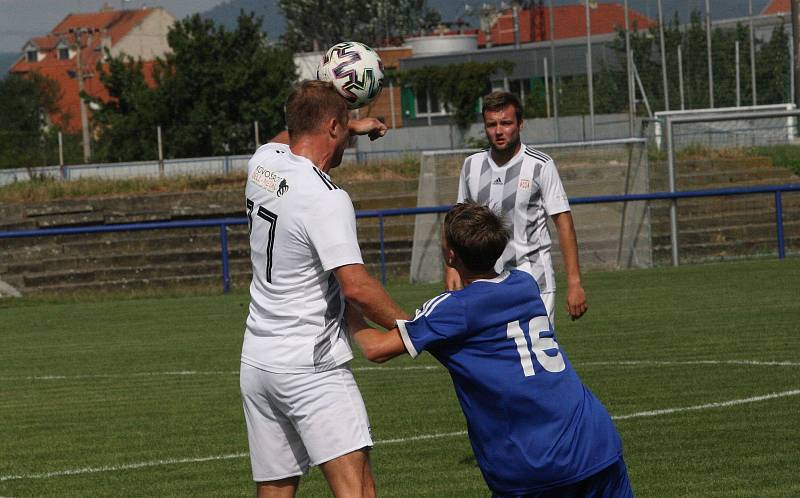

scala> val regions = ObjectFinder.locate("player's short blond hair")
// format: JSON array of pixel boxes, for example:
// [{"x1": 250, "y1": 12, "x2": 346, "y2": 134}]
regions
[{"x1": 286, "y1": 80, "x2": 349, "y2": 138}]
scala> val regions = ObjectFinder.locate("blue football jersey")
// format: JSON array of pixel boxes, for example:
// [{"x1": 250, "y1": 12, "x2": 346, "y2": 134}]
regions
[{"x1": 396, "y1": 270, "x2": 622, "y2": 495}]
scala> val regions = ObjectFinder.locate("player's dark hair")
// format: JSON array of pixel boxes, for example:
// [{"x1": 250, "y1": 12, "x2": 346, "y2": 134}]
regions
[
  {"x1": 444, "y1": 202, "x2": 510, "y2": 273},
  {"x1": 482, "y1": 91, "x2": 523, "y2": 123},
  {"x1": 286, "y1": 80, "x2": 349, "y2": 138}
]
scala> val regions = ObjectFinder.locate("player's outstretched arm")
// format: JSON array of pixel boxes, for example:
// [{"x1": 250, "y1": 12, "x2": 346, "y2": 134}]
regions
[
  {"x1": 335, "y1": 263, "x2": 409, "y2": 330},
  {"x1": 348, "y1": 118, "x2": 387, "y2": 141},
  {"x1": 345, "y1": 305, "x2": 407, "y2": 363},
  {"x1": 551, "y1": 211, "x2": 587, "y2": 320}
]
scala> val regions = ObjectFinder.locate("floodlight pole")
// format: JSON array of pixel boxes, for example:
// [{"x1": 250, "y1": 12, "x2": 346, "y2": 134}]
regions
[
  {"x1": 544, "y1": 57, "x2": 551, "y2": 119},
  {"x1": 705, "y1": 0, "x2": 714, "y2": 108},
  {"x1": 749, "y1": 0, "x2": 757, "y2": 105},
  {"x1": 792, "y1": 0, "x2": 800, "y2": 107},
  {"x1": 547, "y1": 0, "x2": 560, "y2": 141},
  {"x1": 58, "y1": 131, "x2": 65, "y2": 180},
  {"x1": 657, "y1": 0, "x2": 669, "y2": 112},
  {"x1": 623, "y1": 0, "x2": 635, "y2": 135},
  {"x1": 736, "y1": 41, "x2": 741, "y2": 107},
  {"x1": 678, "y1": 45, "x2": 685, "y2": 110},
  {"x1": 584, "y1": 0, "x2": 595, "y2": 139},
  {"x1": 72, "y1": 28, "x2": 92, "y2": 163},
  {"x1": 157, "y1": 125, "x2": 164, "y2": 176},
  {"x1": 388, "y1": 79, "x2": 396, "y2": 129}
]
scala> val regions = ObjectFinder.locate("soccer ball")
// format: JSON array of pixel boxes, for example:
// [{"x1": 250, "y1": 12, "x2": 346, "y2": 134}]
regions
[{"x1": 317, "y1": 41, "x2": 385, "y2": 110}]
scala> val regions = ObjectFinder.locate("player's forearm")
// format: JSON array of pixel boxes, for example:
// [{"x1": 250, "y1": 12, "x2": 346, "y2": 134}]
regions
[
  {"x1": 554, "y1": 213, "x2": 582, "y2": 285},
  {"x1": 341, "y1": 272, "x2": 409, "y2": 329},
  {"x1": 346, "y1": 281, "x2": 409, "y2": 329},
  {"x1": 351, "y1": 327, "x2": 405, "y2": 363},
  {"x1": 345, "y1": 305, "x2": 406, "y2": 363},
  {"x1": 336, "y1": 264, "x2": 409, "y2": 329},
  {"x1": 348, "y1": 118, "x2": 387, "y2": 141}
]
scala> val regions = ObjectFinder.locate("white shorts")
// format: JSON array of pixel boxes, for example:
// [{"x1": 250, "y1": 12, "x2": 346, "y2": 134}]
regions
[
  {"x1": 542, "y1": 291, "x2": 555, "y2": 326},
  {"x1": 240, "y1": 362, "x2": 373, "y2": 482}
]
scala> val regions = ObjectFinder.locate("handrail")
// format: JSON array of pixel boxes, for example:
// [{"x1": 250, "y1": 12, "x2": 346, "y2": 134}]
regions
[{"x1": 1, "y1": 184, "x2": 798, "y2": 292}]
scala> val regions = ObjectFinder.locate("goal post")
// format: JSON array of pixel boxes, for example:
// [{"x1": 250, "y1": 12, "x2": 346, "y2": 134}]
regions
[{"x1": 410, "y1": 139, "x2": 653, "y2": 283}]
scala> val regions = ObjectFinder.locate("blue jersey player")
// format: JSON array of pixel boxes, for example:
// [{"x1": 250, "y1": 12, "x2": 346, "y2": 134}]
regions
[{"x1": 346, "y1": 202, "x2": 632, "y2": 497}]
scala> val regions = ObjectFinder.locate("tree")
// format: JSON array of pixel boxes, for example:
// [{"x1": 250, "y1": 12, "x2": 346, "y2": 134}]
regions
[
  {"x1": 756, "y1": 23, "x2": 791, "y2": 105},
  {"x1": 0, "y1": 73, "x2": 78, "y2": 168},
  {"x1": 279, "y1": 0, "x2": 441, "y2": 52},
  {"x1": 89, "y1": 55, "x2": 163, "y2": 162},
  {"x1": 398, "y1": 60, "x2": 514, "y2": 131},
  {"x1": 92, "y1": 12, "x2": 296, "y2": 161}
]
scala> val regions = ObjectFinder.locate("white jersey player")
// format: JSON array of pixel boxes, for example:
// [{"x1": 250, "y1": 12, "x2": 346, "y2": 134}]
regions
[
  {"x1": 446, "y1": 91, "x2": 587, "y2": 324},
  {"x1": 243, "y1": 141, "x2": 360, "y2": 373},
  {"x1": 240, "y1": 81, "x2": 407, "y2": 498}
]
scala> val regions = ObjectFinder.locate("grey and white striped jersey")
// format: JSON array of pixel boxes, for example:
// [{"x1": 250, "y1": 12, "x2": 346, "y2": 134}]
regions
[{"x1": 456, "y1": 144, "x2": 570, "y2": 294}]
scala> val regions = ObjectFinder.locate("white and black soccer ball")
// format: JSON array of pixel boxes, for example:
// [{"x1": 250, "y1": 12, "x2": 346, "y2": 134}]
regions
[{"x1": 317, "y1": 41, "x2": 385, "y2": 110}]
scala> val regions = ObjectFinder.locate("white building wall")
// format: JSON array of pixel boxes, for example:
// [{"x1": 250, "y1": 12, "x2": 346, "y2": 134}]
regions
[{"x1": 111, "y1": 8, "x2": 175, "y2": 60}]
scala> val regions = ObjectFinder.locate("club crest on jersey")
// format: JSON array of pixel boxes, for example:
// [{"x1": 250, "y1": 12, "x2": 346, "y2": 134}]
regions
[
  {"x1": 519, "y1": 179, "x2": 531, "y2": 190},
  {"x1": 250, "y1": 166, "x2": 289, "y2": 197}
]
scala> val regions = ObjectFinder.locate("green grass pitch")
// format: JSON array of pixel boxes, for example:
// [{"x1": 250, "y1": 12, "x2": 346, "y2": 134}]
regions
[{"x1": 1, "y1": 259, "x2": 799, "y2": 497}]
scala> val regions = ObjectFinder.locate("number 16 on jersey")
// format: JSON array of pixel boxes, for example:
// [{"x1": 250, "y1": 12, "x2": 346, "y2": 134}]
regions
[
  {"x1": 506, "y1": 316, "x2": 566, "y2": 377},
  {"x1": 246, "y1": 198, "x2": 278, "y2": 283}
]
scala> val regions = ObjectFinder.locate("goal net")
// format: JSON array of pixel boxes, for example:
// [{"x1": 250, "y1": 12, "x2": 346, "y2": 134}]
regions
[{"x1": 410, "y1": 139, "x2": 653, "y2": 283}]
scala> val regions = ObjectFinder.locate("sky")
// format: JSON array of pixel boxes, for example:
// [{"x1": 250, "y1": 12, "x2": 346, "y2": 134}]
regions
[{"x1": 0, "y1": 0, "x2": 225, "y2": 52}]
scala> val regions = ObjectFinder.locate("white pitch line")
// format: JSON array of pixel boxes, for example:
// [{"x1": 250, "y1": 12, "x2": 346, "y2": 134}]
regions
[
  {"x1": 0, "y1": 431, "x2": 466, "y2": 483},
  {"x1": 611, "y1": 389, "x2": 800, "y2": 420},
  {"x1": 581, "y1": 360, "x2": 800, "y2": 367},
  {"x1": 2, "y1": 389, "x2": 798, "y2": 483},
  {"x1": 376, "y1": 430, "x2": 467, "y2": 445},
  {"x1": 0, "y1": 453, "x2": 247, "y2": 482},
  {"x1": 0, "y1": 366, "x2": 442, "y2": 382},
  {"x1": 1, "y1": 360, "x2": 797, "y2": 382}
]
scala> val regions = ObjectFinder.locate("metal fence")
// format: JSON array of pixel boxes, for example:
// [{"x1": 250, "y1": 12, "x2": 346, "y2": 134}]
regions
[
  {"x1": 659, "y1": 108, "x2": 800, "y2": 266},
  {"x1": 1, "y1": 184, "x2": 797, "y2": 294}
]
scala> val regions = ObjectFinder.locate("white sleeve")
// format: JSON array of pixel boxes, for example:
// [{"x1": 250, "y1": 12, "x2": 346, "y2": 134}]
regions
[
  {"x1": 305, "y1": 190, "x2": 364, "y2": 271},
  {"x1": 539, "y1": 159, "x2": 570, "y2": 216}
]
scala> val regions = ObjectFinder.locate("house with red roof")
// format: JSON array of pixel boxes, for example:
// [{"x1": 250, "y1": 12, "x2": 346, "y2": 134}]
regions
[
  {"x1": 398, "y1": 2, "x2": 655, "y2": 126},
  {"x1": 10, "y1": 7, "x2": 175, "y2": 133},
  {"x1": 477, "y1": 2, "x2": 655, "y2": 47},
  {"x1": 761, "y1": 0, "x2": 789, "y2": 15}
]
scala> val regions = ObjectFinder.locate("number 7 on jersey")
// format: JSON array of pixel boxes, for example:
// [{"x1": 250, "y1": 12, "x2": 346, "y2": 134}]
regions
[{"x1": 246, "y1": 198, "x2": 278, "y2": 283}]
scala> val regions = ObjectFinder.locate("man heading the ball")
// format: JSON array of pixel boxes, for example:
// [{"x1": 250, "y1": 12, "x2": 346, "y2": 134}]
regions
[{"x1": 240, "y1": 80, "x2": 407, "y2": 498}]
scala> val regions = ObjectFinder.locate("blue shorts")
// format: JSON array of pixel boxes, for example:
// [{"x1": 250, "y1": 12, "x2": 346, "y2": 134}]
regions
[{"x1": 492, "y1": 457, "x2": 633, "y2": 498}]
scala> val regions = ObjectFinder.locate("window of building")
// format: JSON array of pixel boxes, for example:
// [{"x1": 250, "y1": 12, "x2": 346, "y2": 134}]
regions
[
  {"x1": 58, "y1": 47, "x2": 70, "y2": 60},
  {"x1": 414, "y1": 87, "x2": 447, "y2": 116},
  {"x1": 26, "y1": 49, "x2": 38, "y2": 62},
  {"x1": 508, "y1": 79, "x2": 528, "y2": 103}
]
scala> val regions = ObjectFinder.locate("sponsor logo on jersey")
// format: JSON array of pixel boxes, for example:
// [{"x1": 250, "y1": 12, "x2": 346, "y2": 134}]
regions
[
  {"x1": 277, "y1": 179, "x2": 289, "y2": 197},
  {"x1": 519, "y1": 179, "x2": 531, "y2": 190},
  {"x1": 493, "y1": 177, "x2": 503, "y2": 185},
  {"x1": 250, "y1": 166, "x2": 289, "y2": 197}
]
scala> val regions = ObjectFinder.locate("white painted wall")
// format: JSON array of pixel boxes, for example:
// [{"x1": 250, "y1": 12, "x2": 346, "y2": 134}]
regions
[{"x1": 111, "y1": 8, "x2": 175, "y2": 60}]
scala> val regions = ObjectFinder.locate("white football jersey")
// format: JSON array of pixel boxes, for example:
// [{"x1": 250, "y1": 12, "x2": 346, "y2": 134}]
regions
[
  {"x1": 457, "y1": 144, "x2": 570, "y2": 294},
  {"x1": 242, "y1": 143, "x2": 363, "y2": 373}
]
